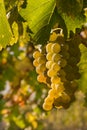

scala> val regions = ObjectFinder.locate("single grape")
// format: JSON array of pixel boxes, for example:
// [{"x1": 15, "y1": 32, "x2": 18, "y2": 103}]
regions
[
  {"x1": 46, "y1": 43, "x2": 53, "y2": 53},
  {"x1": 37, "y1": 74, "x2": 47, "y2": 83},
  {"x1": 46, "y1": 61, "x2": 54, "y2": 69},
  {"x1": 70, "y1": 80, "x2": 78, "y2": 91},
  {"x1": 36, "y1": 64, "x2": 46, "y2": 74},
  {"x1": 33, "y1": 50, "x2": 41, "y2": 59},
  {"x1": 51, "y1": 62, "x2": 60, "y2": 72},
  {"x1": 51, "y1": 76, "x2": 61, "y2": 84},
  {"x1": 52, "y1": 53, "x2": 61, "y2": 62},
  {"x1": 61, "y1": 92, "x2": 71, "y2": 103},
  {"x1": 64, "y1": 65, "x2": 73, "y2": 73},
  {"x1": 68, "y1": 56, "x2": 78, "y2": 65},
  {"x1": 44, "y1": 95, "x2": 54, "y2": 105},
  {"x1": 47, "y1": 68, "x2": 57, "y2": 77},
  {"x1": 46, "y1": 52, "x2": 53, "y2": 61},
  {"x1": 43, "y1": 102, "x2": 53, "y2": 111},
  {"x1": 38, "y1": 56, "x2": 46, "y2": 64},
  {"x1": 54, "y1": 97, "x2": 63, "y2": 109},
  {"x1": 60, "y1": 51, "x2": 70, "y2": 59},
  {"x1": 61, "y1": 44, "x2": 69, "y2": 51},
  {"x1": 48, "y1": 89, "x2": 59, "y2": 98},
  {"x1": 58, "y1": 58, "x2": 67, "y2": 68},
  {"x1": 33, "y1": 59, "x2": 39, "y2": 67},
  {"x1": 49, "y1": 32, "x2": 58, "y2": 42},
  {"x1": 51, "y1": 43, "x2": 61, "y2": 53},
  {"x1": 56, "y1": 34, "x2": 65, "y2": 45}
]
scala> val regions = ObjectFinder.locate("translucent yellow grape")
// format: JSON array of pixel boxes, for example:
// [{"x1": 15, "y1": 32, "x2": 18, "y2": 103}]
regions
[
  {"x1": 33, "y1": 50, "x2": 41, "y2": 59},
  {"x1": 33, "y1": 60, "x2": 39, "y2": 67},
  {"x1": 46, "y1": 43, "x2": 53, "y2": 52},
  {"x1": 37, "y1": 74, "x2": 47, "y2": 83},
  {"x1": 36, "y1": 64, "x2": 46, "y2": 74},
  {"x1": 51, "y1": 62, "x2": 60, "y2": 72},
  {"x1": 46, "y1": 61, "x2": 53, "y2": 69},
  {"x1": 47, "y1": 68, "x2": 57, "y2": 77},
  {"x1": 52, "y1": 53, "x2": 61, "y2": 62},
  {"x1": 38, "y1": 56, "x2": 46, "y2": 64},
  {"x1": 43, "y1": 102, "x2": 53, "y2": 111},
  {"x1": 49, "y1": 32, "x2": 58, "y2": 42},
  {"x1": 44, "y1": 95, "x2": 54, "y2": 105},
  {"x1": 51, "y1": 43, "x2": 61, "y2": 53},
  {"x1": 48, "y1": 89, "x2": 59, "y2": 98},
  {"x1": 46, "y1": 52, "x2": 53, "y2": 61},
  {"x1": 51, "y1": 76, "x2": 61, "y2": 84}
]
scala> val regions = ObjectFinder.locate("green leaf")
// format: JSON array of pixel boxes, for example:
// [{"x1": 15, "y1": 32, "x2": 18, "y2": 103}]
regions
[
  {"x1": 19, "y1": 0, "x2": 56, "y2": 44},
  {"x1": 56, "y1": 0, "x2": 83, "y2": 16},
  {"x1": 0, "y1": 0, "x2": 12, "y2": 50},
  {"x1": 61, "y1": 13, "x2": 86, "y2": 36}
]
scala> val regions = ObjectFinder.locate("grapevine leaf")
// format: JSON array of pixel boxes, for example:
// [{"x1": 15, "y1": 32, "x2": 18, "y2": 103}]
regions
[
  {"x1": 19, "y1": 0, "x2": 56, "y2": 44},
  {"x1": 0, "y1": 0, "x2": 12, "y2": 50},
  {"x1": 60, "y1": 13, "x2": 86, "y2": 36},
  {"x1": 56, "y1": 0, "x2": 83, "y2": 16}
]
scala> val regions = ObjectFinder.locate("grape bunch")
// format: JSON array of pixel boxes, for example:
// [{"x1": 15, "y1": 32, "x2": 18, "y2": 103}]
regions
[
  {"x1": 33, "y1": 28, "x2": 81, "y2": 111},
  {"x1": 33, "y1": 47, "x2": 51, "y2": 87}
]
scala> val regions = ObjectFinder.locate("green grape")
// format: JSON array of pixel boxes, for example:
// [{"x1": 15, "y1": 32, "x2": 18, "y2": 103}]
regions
[
  {"x1": 37, "y1": 74, "x2": 47, "y2": 83},
  {"x1": 69, "y1": 46, "x2": 80, "y2": 57},
  {"x1": 61, "y1": 44, "x2": 69, "y2": 51},
  {"x1": 70, "y1": 80, "x2": 78, "y2": 91},
  {"x1": 51, "y1": 76, "x2": 61, "y2": 84},
  {"x1": 46, "y1": 52, "x2": 53, "y2": 61},
  {"x1": 60, "y1": 51, "x2": 70, "y2": 59},
  {"x1": 51, "y1": 43, "x2": 61, "y2": 53},
  {"x1": 59, "y1": 58, "x2": 67, "y2": 68},
  {"x1": 43, "y1": 102, "x2": 53, "y2": 111},
  {"x1": 49, "y1": 84, "x2": 64, "y2": 99},
  {"x1": 38, "y1": 56, "x2": 46, "y2": 64},
  {"x1": 46, "y1": 43, "x2": 53, "y2": 52},
  {"x1": 64, "y1": 81, "x2": 75, "y2": 94},
  {"x1": 47, "y1": 68, "x2": 57, "y2": 77},
  {"x1": 74, "y1": 72, "x2": 80, "y2": 79},
  {"x1": 66, "y1": 73, "x2": 75, "y2": 81},
  {"x1": 61, "y1": 92, "x2": 71, "y2": 103},
  {"x1": 33, "y1": 59, "x2": 39, "y2": 67},
  {"x1": 54, "y1": 83, "x2": 65, "y2": 93},
  {"x1": 56, "y1": 34, "x2": 65, "y2": 45},
  {"x1": 58, "y1": 69, "x2": 66, "y2": 82},
  {"x1": 44, "y1": 95, "x2": 54, "y2": 105},
  {"x1": 54, "y1": 97, "x2": 63, "y2": 109},
  {"x1": 73, "y1": 65, "x2": 79, "y2": 72},
  {"x1": 48, "y1": 89, "x2": 59, "y2": 98},
  {"x1": 51, "y1": 62, "x2": 60, "y2": 72},
  {"x1": 33, "y1": 50, "x2": 41, "y2": 59},
  {"x1": 36, "y1": 64, "x2": 46, "y2": 74},
  {"x1": 49, "y1": 32, "x2": 58, "y2": 42},
  {"x1": 52, "y1": 53, "x2": 61, "y2": 62},
  {"x1": 58, "y1": 69, "x2": 66, "y2": 77},
  {"x1": 46, "y1": 61, "x2": 54, "y2": 69},
  {"x1": 64, "y1": 65, "x2": 73, "y2": 73},
  {"x1": 68, "y1": 56, "x2": 78, "y2": 65}
]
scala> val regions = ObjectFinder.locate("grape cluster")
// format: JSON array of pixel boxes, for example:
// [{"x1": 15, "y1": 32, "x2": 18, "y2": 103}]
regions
[
  {"x1": 33, "y1": 48, "x2": 51, "y2": 87},
  {"x1": 33, "y1": 28, "x2": 81, "y2": 111}
]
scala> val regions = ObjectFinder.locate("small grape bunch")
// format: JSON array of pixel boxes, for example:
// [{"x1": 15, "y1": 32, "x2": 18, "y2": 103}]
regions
[{"x1": 33, "y1": 47, "x2": 51, "y2": 87}]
